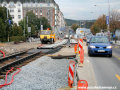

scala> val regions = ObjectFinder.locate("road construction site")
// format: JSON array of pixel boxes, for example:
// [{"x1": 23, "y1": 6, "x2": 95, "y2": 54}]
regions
[
  {"x1": 0, "y1": 38, "x2": 97, "y2": 90},
  {"x1": 0, "y1": 38, "x2": 120, "y2": 90}
]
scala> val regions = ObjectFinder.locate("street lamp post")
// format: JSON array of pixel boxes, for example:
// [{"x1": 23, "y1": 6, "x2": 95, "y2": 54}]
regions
[
  {"x1": 94, "y1": 1, "x2": 111, "y2": 32},
  {"x1": 107, "y1": 0, "x2": 110, "y2": 31}
]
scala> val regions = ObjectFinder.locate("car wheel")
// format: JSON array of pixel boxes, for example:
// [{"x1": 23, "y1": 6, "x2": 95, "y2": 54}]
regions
[
  {"x1": 50, "y1": 39, "x2": 53, "y2": 44},
  {"x1": 41, "y1": 41, "x2": 43, "y2": 44},
  {"x1": 88, "y1": 52, "x2": 92, "y2": 57},
  {"x1": 109, "y1": 54, "x2": 112, "y2": 57}
]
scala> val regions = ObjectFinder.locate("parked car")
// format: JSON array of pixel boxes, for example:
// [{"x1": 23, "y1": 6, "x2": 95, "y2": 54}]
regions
[{"x1": 88, "y1": 36, "x2": 112, "y2": 57}]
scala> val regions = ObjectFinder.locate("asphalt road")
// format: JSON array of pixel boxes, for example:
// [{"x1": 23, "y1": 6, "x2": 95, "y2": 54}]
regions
[{"x1": 88, "y1": 46, "x2": 120, "y2": 90}]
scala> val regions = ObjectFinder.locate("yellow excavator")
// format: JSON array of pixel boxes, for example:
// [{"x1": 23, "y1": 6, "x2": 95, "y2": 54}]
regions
[{"x1": 40, "y1": 29, "x2": 56, "y2": 44}]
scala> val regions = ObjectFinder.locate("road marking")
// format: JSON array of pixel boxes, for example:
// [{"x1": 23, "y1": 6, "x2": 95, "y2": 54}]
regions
[
  {"x1": 115, "y1": 74, "x2": 120, "y2": 81},
  {"x1": 114, "y1": 46, "x2": 119, "y2": 48},
  {"x1": 113, "y1": 55, "x2": 120, "y2": 60}
]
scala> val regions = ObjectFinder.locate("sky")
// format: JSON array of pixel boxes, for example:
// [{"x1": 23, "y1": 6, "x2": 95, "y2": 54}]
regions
[{"x1": 55, "y1": 0, "x2": 120, "y2": 20}]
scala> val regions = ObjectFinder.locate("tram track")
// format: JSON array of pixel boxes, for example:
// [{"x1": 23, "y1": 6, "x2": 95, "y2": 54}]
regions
[{"x1": 0, "y1": 45, "x2": 64, "y2": 79}]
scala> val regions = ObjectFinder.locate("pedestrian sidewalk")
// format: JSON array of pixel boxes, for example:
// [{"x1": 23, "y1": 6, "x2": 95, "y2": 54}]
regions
[
  {"x1": 76, "y1": 42, "x2": 97, "y2": 87},
  {"x1": 112, "y1": 40, "x2": 120, "y2": 46}
]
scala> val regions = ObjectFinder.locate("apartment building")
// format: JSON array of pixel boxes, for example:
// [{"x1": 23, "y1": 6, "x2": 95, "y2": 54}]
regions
[{"x1": 0, "y1": 0, "x2": 65, "y2": 30}]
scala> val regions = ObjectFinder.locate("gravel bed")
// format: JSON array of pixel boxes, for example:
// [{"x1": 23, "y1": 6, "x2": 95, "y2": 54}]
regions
[{"x1": 0, "y1": 56, "x2": 70, "y2": 90}]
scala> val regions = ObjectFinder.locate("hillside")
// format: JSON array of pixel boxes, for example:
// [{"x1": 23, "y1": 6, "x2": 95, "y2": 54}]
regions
[{"x1": 65, "y1": 19, "x2": 96, "y2": 28}]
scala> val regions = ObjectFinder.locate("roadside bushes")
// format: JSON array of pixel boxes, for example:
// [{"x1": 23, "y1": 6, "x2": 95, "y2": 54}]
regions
[{"x1": 10, "y1": 36, "x2": 26, "y2": 43}]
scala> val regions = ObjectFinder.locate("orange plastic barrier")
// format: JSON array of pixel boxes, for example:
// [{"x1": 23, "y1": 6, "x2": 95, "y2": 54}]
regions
[
  {"x1": 68, "y1": 61, "x2": 75, "y2": 88},
  {"x1": 78, "y1": 39, "x2": 83, "y2": 54},
  {"x1": 74, "y1": 44, "x2": 78, "y2": 54},
  {"x1": 78, "y1": 39, "x2": 84, "y2": 64},
  {"x1": 77, "y1": 80, "x2": 88, "y2": 90},
  {"x1": 80, "y1": 49, "x2": 84, "y2": 64}
]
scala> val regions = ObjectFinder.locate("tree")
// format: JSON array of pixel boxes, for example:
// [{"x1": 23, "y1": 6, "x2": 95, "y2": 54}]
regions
[
  {"x1": 90, "y1": 15, "x2": 107, "y2": 34},
  {"x1": 11, "y1": 24, "x2": 23, "y2": 36},
  {"x1": 110, "y1": 10, "x2": 120, "y2": 33},
  {"x1": 0, "y1": 7, "x2": 12, "y2": 42},
  {"x1": 19, "y1": 11, "x2": 51, "y2": 37},
  {"x1": 0, "y1": 18, "x2": 7, "y2": 42},
  {"x1": 39, "y1": 17, "x2": 51, "y2": 30},
  {"x1": 71, "y1": 24, "x2": 80, "y2": 31},
  {"x1": 91, "y1": 23, "x2": 100, "y2": 35}
]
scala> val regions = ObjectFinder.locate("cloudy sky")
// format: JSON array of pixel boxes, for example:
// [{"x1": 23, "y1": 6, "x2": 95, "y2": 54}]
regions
[{"x1": 55, "y1": 0, "x2": 120, "y2": 20}]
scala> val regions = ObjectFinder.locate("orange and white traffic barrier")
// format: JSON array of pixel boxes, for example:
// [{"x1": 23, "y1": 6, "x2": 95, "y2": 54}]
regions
[
  {"x1": 78, "y1": 39, "x2": 83, "y2": 54},
  {"x1": 68, "y1": 60, "x2": 75, "y2": 88},
  {"x1": 77, "y1": 80, "x2": 88, "y2": 90},
  {"x1": 80, "y1": 48, "x2": 84, "y2": 64},
  {"x1": 77, "y1": 39, "x2": 84, "y2": 66},
  {"x1": 74, "y1": 44, "x2": 78, "y2": 54}
]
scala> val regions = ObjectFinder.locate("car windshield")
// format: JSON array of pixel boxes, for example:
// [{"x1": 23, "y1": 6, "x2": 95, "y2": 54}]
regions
[
  {"x1": 90, "y1": 37, "x2": 109, "y2": 43},
  {"x1": 40, "y1": 31, "x2": 51, "y2": 35}
]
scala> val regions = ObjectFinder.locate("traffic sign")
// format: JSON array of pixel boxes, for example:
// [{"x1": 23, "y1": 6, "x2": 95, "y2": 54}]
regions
[
  {"x1": 106, "y1": 16, "x2": 109, "y2": 25},
  {"x1": 28, "y1": 27, "x2": 31, "y2": 33},
  {"x1": 113, "y1": 34, "x2": 115, "y2": 38},
  {"x1": 9, "y1": 20, "x2": 11, "y2": 25}
]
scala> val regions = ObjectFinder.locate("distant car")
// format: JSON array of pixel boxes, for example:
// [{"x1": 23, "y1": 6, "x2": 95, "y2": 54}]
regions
[
  {"x1": 86, "y1": 36, "x2": 92, "y2": 45},
  {"x1": 83, "y1": 36, "x2": 86, "y2": 41},
  {"x1": 65, "y1": 35, "x2": 69, "y2": 39},
  {"x1": 96, "y1": 33, "x2": 105, "y2": 36},
  {"x1": 88, "y1": 36, "x2": 112, "y2": 57}
]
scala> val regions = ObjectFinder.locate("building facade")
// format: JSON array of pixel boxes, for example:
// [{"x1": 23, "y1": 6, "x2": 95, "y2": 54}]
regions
[
  {"x1": 0, "y1": 0, "x2": 65, "y2": 30},
  {"x1": 0, "y1": 0, "x2": 23, "y2": 24}
]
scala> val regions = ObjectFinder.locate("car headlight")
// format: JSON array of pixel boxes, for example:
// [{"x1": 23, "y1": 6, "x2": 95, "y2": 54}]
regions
[
  {"x1": 107, "y1": 46, "x2": 112, "y2": 49},
  {"x1": 90, "y1": 46, "x2": 96, "y2": 48}
]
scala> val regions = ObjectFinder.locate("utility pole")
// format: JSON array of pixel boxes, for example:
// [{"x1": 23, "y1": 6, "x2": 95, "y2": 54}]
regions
[
  {"x1": 7, "y1": 8, "x2": 9, "y2": 42},
  {"x1": 23, "y1": 10, "x2": 25, "y2": 37},
  {"x1": 40, "y1": 20, "x2": 41, "y2": 30},
  {"x1": 27, "y1": 16, "x2": 28, "y2": 30}
]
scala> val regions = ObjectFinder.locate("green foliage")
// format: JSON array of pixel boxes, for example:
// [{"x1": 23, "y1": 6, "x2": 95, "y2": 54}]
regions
[
  {"x1": 39, "y1": 17, "x2": 51, "y2": 30},
  {"x1": 19, "y1": 11, "x2": 51, "y2": 38},
  {"x1": 91, "y1": 24, "x2": 100, "y2": 35},
  {"x1": 11, "y1": 24, "x2": 23, "y2": 36},
  {"x1": 71, "y1": 24, "x2": 80, "y2": 31},
  {"x1": 0, "y1": 9, "x2": 51, "y2": 42},
  {"x1": 0, "y1": 7, "x2": 7, "y2": 22},
  {"x1": 10, "y1": 36, "x2": 26, "y2": 42},
  {"x1": 0, "y1": 7, "x2": 11, "y2": 42}
]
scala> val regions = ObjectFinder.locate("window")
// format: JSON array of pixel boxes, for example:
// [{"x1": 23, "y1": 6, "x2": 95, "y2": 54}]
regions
[
  {"x1": 10, "y1": 2, "x2": 14, "y2": 7},
  {"x1": 18, "y1": 3, "x2": 21, "y2": 6},
  {"x1": 36, "y1": 8, "x2": 38, "y2": 13},
  {"x1": 47, "y1": 0, "x2": 50, "y2": 6},
  {"x1": 18, "y1": 9, "x2": 21, "y2": 12},
  {"x1": 3, "y1": 3, "x2": 6, "y2": 7},
  {"x1": 40, "y1": 8, "x2": 42, "y2": 15},
  {"x1": 18, "y1": 15, "x2": 21, "y2": 19},
  {"x1": 47, "y1": 9, "x2": 50, "y2": 15},
  {"x1": 3, "y1": 2, "x2": 7, "y2": 7},
  {"x1": 90, "y1": 37, "x2": 109, "y2": 43},
  {"x1": 11, "y1": 15, "x2": 14, "y2": 19},
  {"x1": 10, "y1": 8, "x2": 14, "y2": 12}
]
